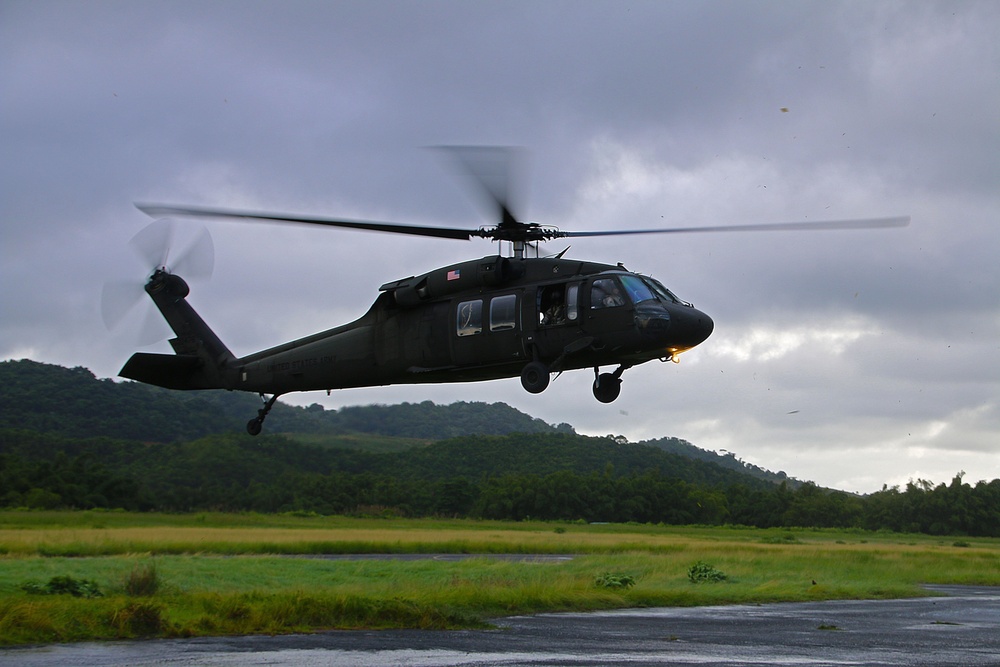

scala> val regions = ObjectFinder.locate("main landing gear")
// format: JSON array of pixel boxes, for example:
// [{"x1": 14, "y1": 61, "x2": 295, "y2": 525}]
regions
[
  {"x1": 520, "y1": 361, "x2": 550, "y2": 394},
  {"x1": 247, "y1": 393, "x2": 281, "y2": 436},
  {"x1": 519, "y1": 360, "x2": 629, "y2": 404},
  {"x1": 593, "y1": 365, "x2": 629, "y2": 403}
]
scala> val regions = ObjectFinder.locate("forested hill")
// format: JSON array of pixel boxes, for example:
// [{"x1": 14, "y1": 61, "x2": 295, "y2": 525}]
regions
[
  {"x1": 0, "y1": 359, "x2": 573, "y2": 442},
  {"x1": 644, "y1": 437, "x2": 793, "y2": 486},
  {"x1": 3, "y1": 360, "x2": 998, "y2": 535},
  {"x1": 0, "y1": 359, "x2": 787, "y2": 487}
]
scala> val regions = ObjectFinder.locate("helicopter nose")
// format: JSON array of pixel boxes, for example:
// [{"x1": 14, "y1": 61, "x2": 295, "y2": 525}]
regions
[
  {"x1": 692, "y1": 309, "x2": 714, "y2": 345},
  {"x1": 672, "y1": 306, "x2": 713, "y2": 349}
]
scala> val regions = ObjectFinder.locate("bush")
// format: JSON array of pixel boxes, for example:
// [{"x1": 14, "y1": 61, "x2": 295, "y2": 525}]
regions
[
  {"x1": 19, "y1": 575, "x2": 103, "y2": 598},
  {"x1": 594, "y1": 572, "x2": 636, "y2": 589},
  {"x1": 687, "y1": 561, "x2": 727, "y2": 583}
]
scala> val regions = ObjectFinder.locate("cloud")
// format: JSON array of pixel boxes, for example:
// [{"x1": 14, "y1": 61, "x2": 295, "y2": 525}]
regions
[
  {"x1": 707, "y1": 321, "x2": 873, "y2": 363},
  {"x1": 1, "y1": 0, "x2": 997, "y2": 493}
]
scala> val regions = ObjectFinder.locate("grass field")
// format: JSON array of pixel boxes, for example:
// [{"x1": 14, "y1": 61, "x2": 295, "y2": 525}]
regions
[{"x1": 1, "y1": 511, "x2": 998, "y2": 645}]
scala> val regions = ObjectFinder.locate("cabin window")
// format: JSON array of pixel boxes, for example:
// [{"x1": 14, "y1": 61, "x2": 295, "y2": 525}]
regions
[
  {"x1": 591, "y1": 278, "x2": 625, "y2": 309},
  {"x1": 490, "y1": 294, "x2": 517, "y2": 332},
  {"x1": 538, "y1": 283, "x2": 577, "y2": 326},
  {"x1": 456, "y1": 299, "x2": 483, "y2": 336},
  {"x1": 566, "y1": 284, "x2": 579, "y2": 321}
]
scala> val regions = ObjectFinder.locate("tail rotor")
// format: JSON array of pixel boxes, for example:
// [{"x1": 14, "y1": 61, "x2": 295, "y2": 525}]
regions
[{"x1": 101, "y1": 219, "x2": 214, "y2": 344}]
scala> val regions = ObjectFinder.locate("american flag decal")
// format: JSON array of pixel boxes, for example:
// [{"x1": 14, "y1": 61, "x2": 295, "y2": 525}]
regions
[{"x1": 447, "y1": 269, "x2": 461, "y2": 281}]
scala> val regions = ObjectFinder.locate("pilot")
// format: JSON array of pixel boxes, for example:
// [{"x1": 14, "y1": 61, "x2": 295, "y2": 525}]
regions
[
  {"x1": 592, "y1": 280, "x2": 625, "y2": 308},
  {"x1": 542, "y1": 289, "x2": 566, "y2": 325},
  {"x1": 602, "y1": 286, "x2": 625, "y2": 307}
]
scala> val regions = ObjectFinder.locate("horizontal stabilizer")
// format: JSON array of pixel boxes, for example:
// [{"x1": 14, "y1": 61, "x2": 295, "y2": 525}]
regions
[{"x1": 120, "y1": 353, "x2": 218, "y2": 390}]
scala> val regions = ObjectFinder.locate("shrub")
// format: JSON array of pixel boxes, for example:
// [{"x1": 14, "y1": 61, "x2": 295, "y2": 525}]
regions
[
  {"x1": 594, "y1": 572, "x2": 636, "y2": 589},
  {"x1": 19, "y1": 575, "x2": 103, "y2": 598},
  {"x1": 687, "y1": 561, "x2": 727, "y2": 583}
]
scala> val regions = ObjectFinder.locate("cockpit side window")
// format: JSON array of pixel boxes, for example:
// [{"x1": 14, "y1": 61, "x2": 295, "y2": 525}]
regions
[
  {"x1": 619, "y1": 274, "x2": 656, "y2": 304},
  {"x1": 590, "y1": 278, "x2": 625, "y2": 309}
]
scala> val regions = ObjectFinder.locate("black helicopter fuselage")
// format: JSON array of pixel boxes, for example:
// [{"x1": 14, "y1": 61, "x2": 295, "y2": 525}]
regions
[
  {"x1": 121, "y1": 254, "x2": 714, "y2": 409},
  {"x1": 235, "y1": 255, "x2": 713, "y2": 394}
]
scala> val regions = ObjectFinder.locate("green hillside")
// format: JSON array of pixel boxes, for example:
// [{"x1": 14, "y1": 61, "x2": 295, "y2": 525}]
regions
[
  {"x1": 0, "y1": 360, "x2": 779, "y2": 483},
  {"x1": 0, "y1": 359, "x2": 572, "y2": 443},
  {"x1": 2, "y1": 359, "x2": 996, "y2": 535}
]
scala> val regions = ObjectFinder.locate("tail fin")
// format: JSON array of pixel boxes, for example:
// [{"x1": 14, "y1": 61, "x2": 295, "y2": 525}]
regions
[{"x1": 119, "y1": 269, "x2": 236, "y2": 390}]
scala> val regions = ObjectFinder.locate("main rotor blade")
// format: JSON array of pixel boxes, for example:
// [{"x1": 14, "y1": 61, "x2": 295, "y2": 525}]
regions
[
  {"x1": 433, "y1": 146, "x2": 525, "y2": 227},
  {"x1": 136, "y1": 203, "x2": 476, "y2": 241},
  {"x1": 560, "y1": 216, "x2": 910, "y2": 238}
]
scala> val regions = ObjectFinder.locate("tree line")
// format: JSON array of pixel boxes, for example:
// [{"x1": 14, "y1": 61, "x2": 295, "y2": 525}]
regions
[{"x1": 2, "y1": 428, "x2": 998, "y2": 536}]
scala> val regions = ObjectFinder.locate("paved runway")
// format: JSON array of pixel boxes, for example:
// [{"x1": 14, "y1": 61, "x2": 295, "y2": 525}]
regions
[{"x1": 3, "y1": 585, "x2": 999, "y2": 666}]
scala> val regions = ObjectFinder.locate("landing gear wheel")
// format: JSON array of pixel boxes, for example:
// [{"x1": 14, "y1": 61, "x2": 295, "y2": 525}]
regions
[
  {"x1": 246, "y1": 393, "x2": 281, "y2": 436},
  {"x1": 593, "y1": 373, "x2": 622, "y2": 403},
  {"x1": 246, "y1": 418, "x2": 263, "y2": 436},
  {"x1": 520, "y1": 361, "x2": 550, "y2": 394}
]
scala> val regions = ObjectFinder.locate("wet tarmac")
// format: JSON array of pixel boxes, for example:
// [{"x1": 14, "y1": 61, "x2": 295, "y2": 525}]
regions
[{"x1": 3, "y1": 585, "x2": 999, "y2": 666}]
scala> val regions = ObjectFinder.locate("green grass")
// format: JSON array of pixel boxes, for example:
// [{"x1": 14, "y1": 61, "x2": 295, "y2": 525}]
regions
[{"x1": 1, "y1": 512, "x2": 998, "y2": 645}]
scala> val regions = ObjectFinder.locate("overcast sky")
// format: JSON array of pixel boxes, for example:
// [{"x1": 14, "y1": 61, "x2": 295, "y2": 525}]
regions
[{"x1": 2, "y1": 0, "x2": 997, "y2": 493}]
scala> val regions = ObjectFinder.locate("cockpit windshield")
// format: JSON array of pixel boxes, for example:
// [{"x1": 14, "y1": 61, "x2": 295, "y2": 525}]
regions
[
  {"x1": 641, "y1": 275, "x2": 689, "y2": 306},
  {"x1": 619, "y1": 274, "x2": 656, "y2": 304}
]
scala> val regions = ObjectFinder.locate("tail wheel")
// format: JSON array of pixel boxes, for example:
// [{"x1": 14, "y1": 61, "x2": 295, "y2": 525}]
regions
[
  {"x1": 593, "y1": 373, "x2": 622, "y2": 403},
  {"x1": 520, "y1": 361, "x2": 550, "y2": 394}
]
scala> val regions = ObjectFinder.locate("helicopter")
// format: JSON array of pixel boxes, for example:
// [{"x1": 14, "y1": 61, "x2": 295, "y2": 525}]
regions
[{"x1": 109, "y1": 148, "x2": 909, "y2": 435}]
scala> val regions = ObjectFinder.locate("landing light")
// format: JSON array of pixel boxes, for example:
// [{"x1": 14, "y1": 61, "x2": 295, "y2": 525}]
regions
[{"x1": 662, "y1": 349, "x2": 683, "y2": 364}]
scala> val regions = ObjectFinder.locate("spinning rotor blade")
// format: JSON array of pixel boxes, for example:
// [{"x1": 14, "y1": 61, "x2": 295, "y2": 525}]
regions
[
  {"x1": 128, "y1": 217, "x2": 174, "y2": 269},
  {"x1": 171, "y1": 225, "x2": 215, "y2": 280},
  {"x1": 102, "y1": 219, "x2": 214, "y2": 345},
  {"x1": 136, "y1": 203, "x2": 475, "y2": 241},
  {"x1": 433, "y1": 145, "x2": 526, "y2": 228},
  {"x1": 101, "y1": 279, "x2": 171, "y2": 344},
  {"x1": 559, "y1": 216, "x2": 911, "y2": 238},
  {"x1": 124, "y1": 217, "x2": 215, "y2": 277},
  {"x1": 136, "y1": 142, "x2": 906, "y2": 247},
  {"x1": 102, "y1": 219, "x2": 177, "y2": 331},
  {"x1": 138, "y1": 202, "x2": 909, "y2": 246},
  {"x1": 101, "y1": 280, "x2": 146, "y2": 330}
]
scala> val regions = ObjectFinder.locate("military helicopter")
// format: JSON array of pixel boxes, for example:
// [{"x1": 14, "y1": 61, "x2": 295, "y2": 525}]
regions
[{"x1": 108, "y1": 148, "x2": 908, "y2": 435}]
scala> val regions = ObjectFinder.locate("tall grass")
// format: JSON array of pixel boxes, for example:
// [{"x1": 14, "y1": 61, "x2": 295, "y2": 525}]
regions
[
  {"x1": 1, "y1": 513, "x2": 998, "y2": 645},
  {"x1": 123, "y1": 561, "x2": 159, "y2": 596},
  {"x1": 4, "y1": 512, "x2": 994, "y2": 557}
]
